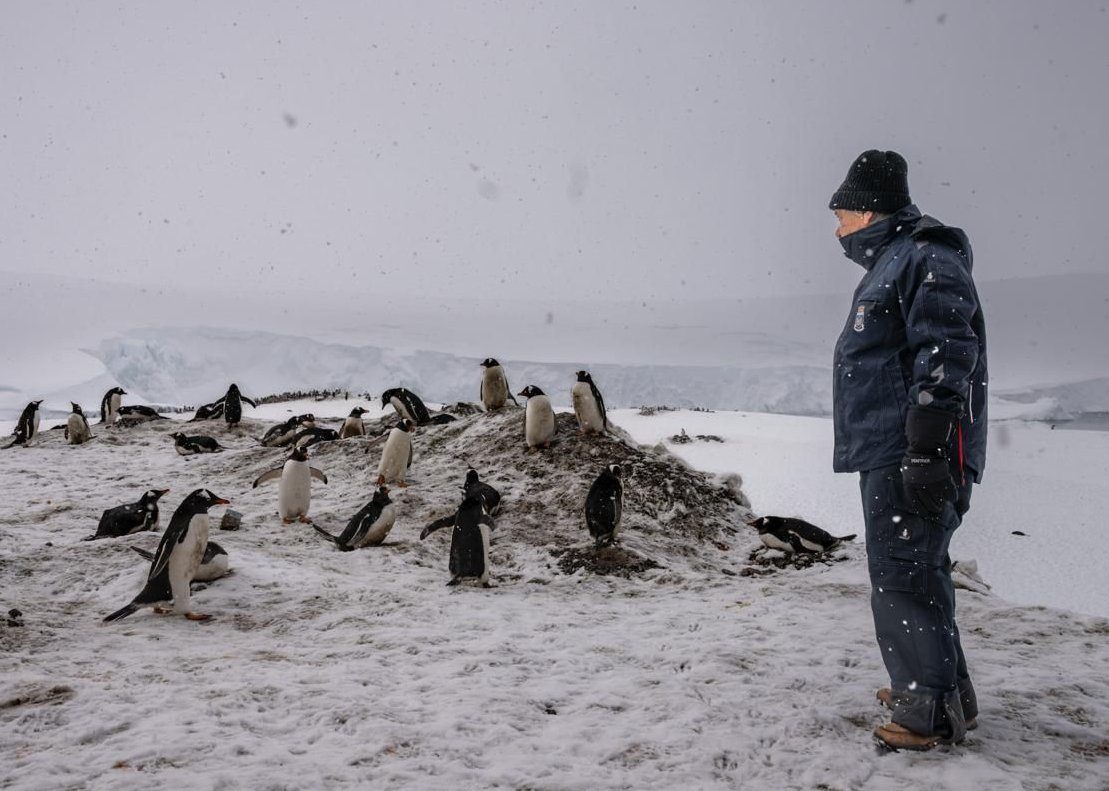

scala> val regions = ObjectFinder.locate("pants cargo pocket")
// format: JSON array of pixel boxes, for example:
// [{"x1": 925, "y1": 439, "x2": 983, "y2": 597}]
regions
[{"x1": 870, "y1": 557, "x2": 927, "y2": 595}]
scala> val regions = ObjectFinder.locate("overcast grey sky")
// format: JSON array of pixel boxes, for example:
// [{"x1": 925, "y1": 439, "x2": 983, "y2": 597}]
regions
[{"x1": 3, "y1": 1, "x2": 1107, "y2": 302}]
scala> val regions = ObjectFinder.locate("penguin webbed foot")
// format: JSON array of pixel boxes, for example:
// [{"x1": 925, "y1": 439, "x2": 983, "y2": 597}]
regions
[
  {"x1": 298, "y1": 515, "x2": 313, "y2": 524},
  {"x1": 185, "y1": 612, "x2": 212, "y2": 622},
  {"x1": 152, "y1": 606, "x2": 173, "y2": 615},
  {"x1": 446, "y1": 577, "x2": 461, "y2": 586}
]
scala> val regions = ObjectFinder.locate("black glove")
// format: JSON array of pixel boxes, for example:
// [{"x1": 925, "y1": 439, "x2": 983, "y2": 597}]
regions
[{"x1": 901, "y1": 406, "x2": 958, "y2": 515}]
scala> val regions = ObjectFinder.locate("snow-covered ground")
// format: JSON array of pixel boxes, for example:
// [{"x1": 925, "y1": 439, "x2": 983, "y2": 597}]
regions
[{"x1": 2, "y1": 399, "x2": 1107, "y2": 790}]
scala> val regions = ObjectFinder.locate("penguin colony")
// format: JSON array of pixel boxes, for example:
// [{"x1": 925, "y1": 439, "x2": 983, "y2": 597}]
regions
[{"x1": 6, "y1": 363, "x2": 828, "y2": 623}]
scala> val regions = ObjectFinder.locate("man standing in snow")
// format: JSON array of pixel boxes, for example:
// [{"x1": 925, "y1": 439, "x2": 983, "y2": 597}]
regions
[{"x1": 829, "y1": 150, "x2": 987, "y2": 751}]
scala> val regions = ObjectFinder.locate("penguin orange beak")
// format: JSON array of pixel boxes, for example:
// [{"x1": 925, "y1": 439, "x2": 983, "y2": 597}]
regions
[
  {"x1": 156, "y1": 488, "x2": 170, "y2": 496},
  {"x1": 212, "y1": 496, "x2": 231, "y2": 505}
]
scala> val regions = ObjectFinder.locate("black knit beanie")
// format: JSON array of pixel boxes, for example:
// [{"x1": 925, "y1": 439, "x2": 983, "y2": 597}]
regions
[{"x1": 828, "y1": 150, "x2": 911, "y2": 213}]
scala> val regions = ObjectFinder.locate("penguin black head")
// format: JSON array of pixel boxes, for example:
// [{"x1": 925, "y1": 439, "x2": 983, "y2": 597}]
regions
[
  {"x1": 380, "y1": 389, "x2": 399, "y2": 408},
  {"x1": 518, "y1": 385, "x2": 544, "y2": 399},
  {"x1": 298, "y1": 413, "x2": 316, "y2": 426},
  {"x1": 481, "y1": 358, "x2": 500, "y2": 368},
  {"x1": 745, "y1": 516, "x2": 776, "y2": 534},
  {"x1": 349, "y1": 407, "x2": 367, "y2": 418},
  {"x1": 71, "y1": 402, "x2": 84, "y2": 415},
  {"x1": 289, "y1": 445, "x2": 309, "y2": 462},
  {"x1": 228, "y1": 383, "x2": 240, "y2": 393},
  {"x1": 606, "y1": 463, "x2": 622, "y2": 479},
  {"x1": 183, "y1": 488, "x2": 231, "y2": 511},
  {"x1": 114, "y1": 387, "x2": 127, "y2": 396},
  {"x1": 576, "y1": 370, "x2": 593, "y2": 383},
  {"x1": 31, "y1": 400, "x2": 43, "y2": 409},
  {"x1": 464, "y1": 468, "x2": 480, "y2": 489},
  {"x1": 373, "y1": 486, "x2": 392, "y2": 505},
  {"x1": 142, "y1": 488, "x2": 170, "y2": 504},
  {"x1": 397, "y1": 419, "x2": 414, "y2": 433},
  {"x1": 170, "y1": 431, "x2": 186, "y2": 442}
]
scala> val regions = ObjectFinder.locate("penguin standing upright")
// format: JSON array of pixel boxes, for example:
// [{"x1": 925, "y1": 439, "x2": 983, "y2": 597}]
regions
[
  {"x1": 253, "y1": 445, "x2": 328, "y2": 523},
  {"x1": 339, "y1": 407, "x2": 368, "y2": 439},
  {"x1": 375, "y1": 419, "x2": 414, "y2": 486},
  {"x1": 313, "y1": 487, "x2": 396, "y2": 549},
  {"x1": 218, "y1": 383, "x2": 256, "y2": 426},
  {"x1": 585, "y1": 464, "x2": 623, "y2": 547},
  {"x1": 103, "y1": 488, "x2": 230, "y2": 622},
  {"x1": 420, "y1": 492, "x2": 497, "y2": 587},
  {"x1": 746, "y1": 515, "x2": 856, "y2": 554},
  {"x1": 100, "y1": 387, "x2": 126, "y2": 424},
  {"x1": 6, "y1": 400, "x2": 43, "y2": 448},
  {"x1": 85, "y1": 489, "x2": 169, "y2": 540},
  {"x1": 572, "y1": 370, "x2": 608, "y2": 435},
  {"x1": 65, "y1": 403, "x2": 94, "y2": 445},
  {"x1": 479, "y1": 358, "x2": 518, "y2": 411},
  {"x1": 518, "y1": 385, "x2": 556, "y2": 450},
  {"x1": 463, "y1": 468, "x2": 502, "y2": 515},
  {"x1": 381, "y1": 388, "x2": 431, "y2": 426},
  {"x1": 170, "y1": 432, "x2": 224, "y2": 455}
]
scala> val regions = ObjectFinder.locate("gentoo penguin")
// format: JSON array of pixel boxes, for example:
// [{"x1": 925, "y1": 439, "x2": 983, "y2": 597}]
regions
[
  {"x1": 375, "y1": 418, "x2": 414, "y2": 486},
  {"x1": 5, "y1": 400, "x2": 43, "y2": 447},
  {"x1": 518, "y1": 385, "x2": 556, "y2": 450},
  {"x1": 420, "y1": 492, "x2": 497, "y2": 587},
  {"x1": 217, "y1": 383, "x2": 256, "y2": 426},
  {"x1": 84, "y1": 488, "x2": 169, "y2": 540},
  {"x1": 463, "y1": 468, "x2": 502, "y2": 516},
  {"x1": 100, "y1": 387, "x2": 126, "y2": 424},
  {"x1": 572, "y1": 370, "x2": 608, "y2": 435},
  {"x1": 65, "y1": 403, "x2": 94, "y2": 445},
  {"x1": 313, "y1": 487, "x2": 396, "y2": 550},
  {"x1": 293, "y1": 426, "x2": 339, "y2": 448},
  {"x1": 585, "y1": 464, "x2": 623, "y2": 547},
  {"x1": 260, "y1": 414, "x2": 314, "y2": 447},
  {"x1": 381, "y1": 388, "x2": 431, "y2": 426},
  {"x1": 252, "y1": 445, "x2": 328, "y2": 524},
  {"x1": 746, "y1": 515, "x2": 856, "y2": 554},
  {"x1": 117, "y1": 404, "x2": 169, "y2": 422},
  {"x1": 339, "y1": 407, "x2": 368, "y2": 439},
  {"x1": 479, "y1": 358, "x2": 518, "y2": 411},
  {"x1": 170, "y1": 431, "x2": 224, "y2": 455},
  {"x1": 189, "y1": 400, "x2": 225, "y2": 422},
  {"x1": 131, "y1": 540, "x2": 229, "y2": 583},
  {"x1": 103, "y1": 488, "x2": 230, "y2": 622}
]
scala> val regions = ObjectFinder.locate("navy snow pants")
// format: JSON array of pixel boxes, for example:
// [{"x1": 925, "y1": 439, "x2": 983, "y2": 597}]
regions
[{"x1": 861, "y1": 463, "x2": 977, "y2": 740}]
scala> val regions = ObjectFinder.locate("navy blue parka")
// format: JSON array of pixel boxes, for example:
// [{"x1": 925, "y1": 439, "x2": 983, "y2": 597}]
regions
[{"x1": 832, "y1": 204, "x2": 987, "y2": 482}]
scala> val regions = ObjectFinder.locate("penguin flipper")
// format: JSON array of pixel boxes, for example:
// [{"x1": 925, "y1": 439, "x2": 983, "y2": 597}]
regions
[
  {"x1": 243, "y1": 396, "x2": 257, "y2": 408},
  {"x1": 253, "y1": 468, "x2": 282, "y2": 488},
  {"x1": 480, "y1": 514, "x2": 497, "y2": 531},
  {"x1": 103, "y1": 601, "x2": 140, "y2": 623},
  {"x1": 130, "y1": 546, "x2": 155, "y2": 561},
  {"x1": 310, "y1": 467, "x2": 328, "y2": 484},
  {"x1": 420, "y1": 515, "x2": 455, "y2": 540}
]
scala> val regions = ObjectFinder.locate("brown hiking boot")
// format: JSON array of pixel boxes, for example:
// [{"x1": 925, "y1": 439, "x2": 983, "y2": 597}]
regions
[
  {"x1": 874, "y1": 722, "x2": 941, "y2": 752},
  {"x1": 876, "y1": 687, "x2": 978, "y2": 730}
]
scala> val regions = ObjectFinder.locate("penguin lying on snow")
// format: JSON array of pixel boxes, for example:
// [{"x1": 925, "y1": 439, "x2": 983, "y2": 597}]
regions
[
  {"x1": 420, "y1": 492, "x2": 497, "y2": 587},
  {"x1": 572, "y1": 370, "x2": 608, "y2": 434},
  {"x1": 170, "y1": 432, "x2": 224, "y2": 455},
  {"x1": 339, "y1": 407, "x2": 368, "y2": 438},
  {"x1": 5, "y1": 400, "x2": 43, "y2": 448},
  {"x1": 253, "y1": 445, "x2": 328, "y2": 524},
  {"x1": 313, "y1": 487, "x2": 396, "y2": 550},
  {"x1": 84, "y1": 488, "x2": 169, "y2": 540},
  {"x1": 65, "y1": 403, "x2": 94, "y2": 445},
  {"x1": 260, "y1": 414, "x2": 314, "y2": 447},
  {"x1": 117, "y1": 404, "x2": 169, "y2": 422},
  {"x1": 463, "y1": 468, "x2": 501, "y2": 515},
  {"x1": 746, "y1": 515, "x2": 856, "y2": 554},
  {"x1": 480, "y1": 358, "x2": 518, "y2": 411},
  {"x1": 189, "y1": 400, "x2": 225, "y2": 422},
  {"x1": 585, "y1": 464, "x2": 623, "y2": 547},
  {"x1": 381, "y1": 388, "x2": 431, "y2": 426},
  {"x1": 103, "y1": 489, "x2": 229, "y2": 622},
  {"x1": 518, "y1": 385, "x2": 556, "y2": 450},
  {"x1": 131, "y1": 540, "x2": 229, "y2": 583},
  {"x1": 100, "y1": 387, "x2": 126, "y2": 424},
  {"x1": 293, "y1": 426, "x2": 340, "y2": 448}
]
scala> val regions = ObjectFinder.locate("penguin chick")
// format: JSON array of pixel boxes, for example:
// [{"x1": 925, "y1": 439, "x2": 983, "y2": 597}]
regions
[
  {"x1": 65, "y1": 402, "x2": 94, "y2": 445},
  {"x1": 518, "y1": 385, "x2": 556, "y2": 450},
  {"x1": 479, "y1": 358, "x2": 518, "y2": 410}
]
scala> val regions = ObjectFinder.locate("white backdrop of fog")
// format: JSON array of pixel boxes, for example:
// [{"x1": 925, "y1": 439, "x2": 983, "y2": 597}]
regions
[{"x1": 3, "y1": 1, "x2": 1108, "y2": 302}]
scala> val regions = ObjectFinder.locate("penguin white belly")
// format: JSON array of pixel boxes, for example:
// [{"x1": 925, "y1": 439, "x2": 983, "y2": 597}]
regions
[
  {"x1": 760, "y1": 533, "x2": 794, "y2": 553},
  {"x1": 482, "y1": 370, "x2": 508, "y2": 410},
  {"x1": 175, "y1": 444, "x2": 195, "y2": 456},
  {"x1": 278, "y1": 460, "x2": 312, "y2": 520},
  {"x1": 109, "y1": 393, "x2": 121, "y2": 423},
  {"x1": 194, "y1": 552, "x2": 230, "y2": 582},
  {"x1": 389, "y1": 397, "x2": 414, "y2": 423},
  {"x1": 572, "y1": 384, "x2": 604, "y2": 433},
  {"x1": 31, "y1": 414, "x2": 40, "y2": 440},
  {"x1": 524, "y1": 396, "x2": 556, "y2": 448},
  {"x1": 169, "y1": 515, "x2": 209, "y2": 614},
  {"x1": 66, "y1": 415, "x2": 85, "y2": 444},
  {"x1": 479, "y1": 522, "x2": 492, "y2": 584},
  {"x1": 377, "y1": 430, "x2": 411, "y2": 484},
  {"x1": 357, "y1": 504, "x2": 397, "y2": 547},
  {"x1": 340, "y1": 417, "x2": 364, "y2": 438}
]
